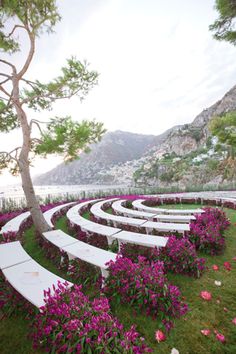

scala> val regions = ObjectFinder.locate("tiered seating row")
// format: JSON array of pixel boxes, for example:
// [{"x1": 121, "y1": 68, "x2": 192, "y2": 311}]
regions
[{"x1": 0, "y1": 241, "x2": 73, "y2": 308}]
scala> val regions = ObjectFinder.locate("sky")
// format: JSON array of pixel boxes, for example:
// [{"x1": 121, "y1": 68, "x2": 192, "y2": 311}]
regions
[{"x1": 1, "y1": 0, "x2": 236, "y2": 186}]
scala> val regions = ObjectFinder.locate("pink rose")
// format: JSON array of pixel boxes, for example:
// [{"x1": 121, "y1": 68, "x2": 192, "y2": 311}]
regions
[
  {"x1": 215, "y1": 333, "x2": 225, "y2": 343},
  {"x1": 212, "y1": 264, "x2": 219, "y2": 271},
  {"x1": 200, "y1": 291, "x2": 212, "y2": 301},
  {"x1": 201, "y1": 329, "x2": 211, "y2": 336},
  {"x1": 232, "y1": 256, "x2": 236, "y2": 261},
  {"x1": 224, "y1": 262, "x2": 231, "y2": 271},
  {"x1": 232, "y1": 318, "x2": 236, "y2": 325},
  {"x1": 155, "y1": 330, "x2": 166, "y2": 342}
]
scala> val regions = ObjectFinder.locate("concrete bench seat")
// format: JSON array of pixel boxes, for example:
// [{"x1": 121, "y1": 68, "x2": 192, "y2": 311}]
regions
[
  {"x1": 90, "y1": 199, "x2": 146, "y2": 227},
  {"x1": 42, "y1": 229, "x2": 79, "y2": 248},
  {"x1": 0, "y1": 241, "x2": 73, "y2": 308},
  {"x1": 67, "y1": 200, "x2": 122, "y2": 244},
  {"x1": 43, "y1": 201, "x2": 76, "y2": 228},
  {"x1": 154, "y1": 214, "x2": 195, "y2": 223},
  {"x1": 143, "y1": 220, "x2": 190, "y2": 234},
  {"x1": 132, "y1": 199, "x2": 204, "y2": 215},
  {"x1": 0, "y1": 211, "x2": 30, "y2": 234},
  {"x1": 43, "y1": 230, "x2": 117, "y2": 279},
  {"x1": 112, "y1": 230, "x2": 168, "y2": 251},
  {"x1": 90, "y1": 199, "x2": 189, "y2": 234},
  {"x1": 112, "y1": 199, "x2": 194, "y2": 223},
  {"x1": 112, "y1": 199, "x2": 156, "y2": 219}
]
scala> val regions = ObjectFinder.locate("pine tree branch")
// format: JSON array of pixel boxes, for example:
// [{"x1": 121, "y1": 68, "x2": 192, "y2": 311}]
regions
[
  {"x1": 7, "y1": 24, "x2": 26, "y2": 37},
  {"x1": 30, "y1": 119, "x2": 44, "y2": 135},
  {"x1": 0, "y1": 84, "x2": 11, "y2": 98},
  {"x1": 17, "y1": 28, "x2": 35, "y2": 79},
  {"x1": 0, "y1": 151, "x2": 18, "y2": 163},
  {"x1": 0, "y1": 59, "x2": 17, "y2": 72}
]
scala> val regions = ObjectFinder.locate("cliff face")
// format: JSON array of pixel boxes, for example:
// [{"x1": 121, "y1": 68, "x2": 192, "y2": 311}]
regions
[
  {"x1": 34, "y1": 84, "x2": 236, "y2": 186},
  {"x1": 34, "y1": 130, "x2": 156, "y2": 185},
  {"x1": 133, "y1": 84, "x2": 236, "y2": 187}
]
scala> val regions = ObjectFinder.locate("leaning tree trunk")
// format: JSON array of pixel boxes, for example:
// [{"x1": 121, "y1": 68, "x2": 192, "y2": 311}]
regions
[
  {"x1": 13, "y1": 76, "x2": 51, "y2": 234},
  {"x1": 18, "y1": 150, "x2": 51, "y2": 234}
]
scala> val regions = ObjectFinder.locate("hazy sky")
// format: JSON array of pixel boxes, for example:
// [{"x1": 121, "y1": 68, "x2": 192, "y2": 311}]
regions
[{"x1": 1, "y1": 0, "x2": 236, "y2": 186}]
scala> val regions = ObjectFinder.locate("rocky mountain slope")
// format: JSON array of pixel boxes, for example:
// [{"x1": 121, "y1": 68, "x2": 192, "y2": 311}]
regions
[
  {"x1": 34, "y1": 130, "x2": 157, "y2": 185},
  {"x1": 35, "y1": 84, "x2": 236, "y2": 187}
]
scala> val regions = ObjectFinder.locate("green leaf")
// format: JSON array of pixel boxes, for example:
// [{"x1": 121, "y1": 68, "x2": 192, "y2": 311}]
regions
[{"x1": 35, "y1": 116, "x2": 106, "y2": 161}]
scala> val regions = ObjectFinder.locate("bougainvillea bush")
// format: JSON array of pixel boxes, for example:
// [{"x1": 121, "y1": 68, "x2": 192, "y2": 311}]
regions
[
  {"x1": 0, "y1": 274, "x2": 36, "y2": 317},
  {"x1": 120, "y1": 237, "x2": 205, "y2": 278},
  {"x1": 119, "y1": 243, "x2": 159, "y2": 263},
  {"x1": 158, "y1": 236, "x2": 206, "y2": 278},
  {"x1": 190, "y1": 207, "x2": 230, "y2": 255},
  {"x1": 32, "y1": 282, "x2": 152, "y2": 353},
  {"x1": 104, "y1": 256, "x2": 188, "y2": 329},
  {"x1": 0, "y1": 231, "x2": 18, "y2": 244}
]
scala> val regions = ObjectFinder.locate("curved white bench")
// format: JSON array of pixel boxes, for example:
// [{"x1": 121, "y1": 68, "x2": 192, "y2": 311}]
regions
[
  {"x1": 43, "y1": 201, "x2": 76, "y2": 228},
  {"x1": 144, "y1": 220, "x2": 189, "y2": 234},
  {"x1": 0, "y1": 241, "x2": 73, "y2": 308},
  {"x1": 90, "y1": 199, "x2": 189, "y2": 234},
  {"x1": 0, "y1": 211, "x2": 30, "y2": 235},
  {"x1": 66, "y1": 200, "x2": 170, "y2": 248},
  {"x1": 132, "y1": 199, "x2": 203, "y2": 215},
  {"x1": 112, "y1": 199, "x2": 195, "y2": 223},
  {"x1": 90, "y1": 199, "x2": 146, "y2": 227},
  {"x1": 67, "y1": 199, "x2": 122, "y2": 244},
  {"x1": 43, "y1": 230, "x2": 117, "y2": 279},
  {"x1": 112, "y1": 199, "x2": 156, "y2": 219},
  {"x1": 112, "y1": 230, "x2": 168, "y2": 251}
]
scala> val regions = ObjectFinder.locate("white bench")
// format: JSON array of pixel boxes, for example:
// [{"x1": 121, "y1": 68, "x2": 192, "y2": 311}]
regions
[
  {"x1": 132, "y1": 199, "x2": 204, "y2": 215},
  {"x1": 67, "y1": 200, "x2": 122, "y2": 244},
  {"x1": 66, "y1": 198, "x2": 103, "y2": 227},
  {"x1": 0, "y1": 241, "x2": 73, "y2": 308},
  {"x1": 43, "y1": 230, "x2": 117, "y2": 279},
  {"x1": 90, "y1": 199, "x2": 189, "y2": 234},
  {"x1": 143, "y1": 220, "x2": 189, "y2": 234},
  {"x1": 112, "y1": 199, "x2": 156, "y2": 219},
  {"x1": 43, "y1": 201, "x2": 76, "y2": 228},
  {"x1": 0, "y1": 211, "x2": 30, "y2": 234},
  {"x1": 90, "y1": 199, "x2": 146, "y2": 227},
  {"x1": 154, "y1": 214, "x2": 195, "y2": 223},
  {"x1": 112, "y1": 230, "x2": 168, "y2": 251},
  {"x1": 112, "y1": 199, "x2": 194, "y2": 223},
  {"x1": 66, "y1": 200, "x2": 171, "y2": 247}
]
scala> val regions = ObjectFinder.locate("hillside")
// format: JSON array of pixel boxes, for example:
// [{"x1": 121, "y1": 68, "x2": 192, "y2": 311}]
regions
[
  {"x1": 133, "y1": 84, "x2": 236, "y2": 187},
  {"x1": 34, "y1": 130, "x2": 157, "y2": 185},
  {"x1": 34, "y1": 84, "x2": 236, "y2": 187}
]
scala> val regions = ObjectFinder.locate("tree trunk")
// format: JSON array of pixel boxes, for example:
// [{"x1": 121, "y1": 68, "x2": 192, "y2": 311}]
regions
[
  {"x1": 19, "y1": 158, "x2": 51, "y2": 233},
  {"x1": 12, "y1": 75, "x2": 51, "y2": 233}
]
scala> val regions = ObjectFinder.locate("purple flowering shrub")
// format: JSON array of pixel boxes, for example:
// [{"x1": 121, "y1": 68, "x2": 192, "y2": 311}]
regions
[
  {"x1": 190, "y1": 207, "x2": 230, "y2": 255},
  {"x1": 120, "y1": 237, "x2": 205, "y2": 278},
  {"x1": 158, "y1": 236, "x2": 206, "y2": 278},
  {"x1": 104, "y1": 256, "x2": 188, "y2": 323},
  {"x1": 73, "y1": 227, "x2": 109, "y2": 251},
  {"x1": 67, "y1": 259, "x2": 101, "y2": 287},
  {"x1": 32, "y1": 282, "x2": 152, "y2": 353},
  {"x1": 0, "y1": 211, "x2": 22, "y2": 228},
  {"x1": 0, "y1": 231, "x2": 18, "y2": 244},
  {"x1": 0, "y1": 273, "x2": 36, "y2": 317},
  {"x1": 120, "y1": 243, "x2": 159, "y2": 263},
  {"x1": 143, "y1": 198, "x2": 162, "y2": 206}
]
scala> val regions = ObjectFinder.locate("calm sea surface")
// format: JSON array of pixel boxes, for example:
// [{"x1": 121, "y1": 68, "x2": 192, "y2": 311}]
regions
[{"x1": 0, "y1": 184, "x2": 128, "y2": 199}]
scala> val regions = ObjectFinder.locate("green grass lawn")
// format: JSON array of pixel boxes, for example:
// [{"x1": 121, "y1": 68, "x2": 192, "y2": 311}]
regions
[{"x1": 0, "y1": 205, "x2": 236, "y2": 353}]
